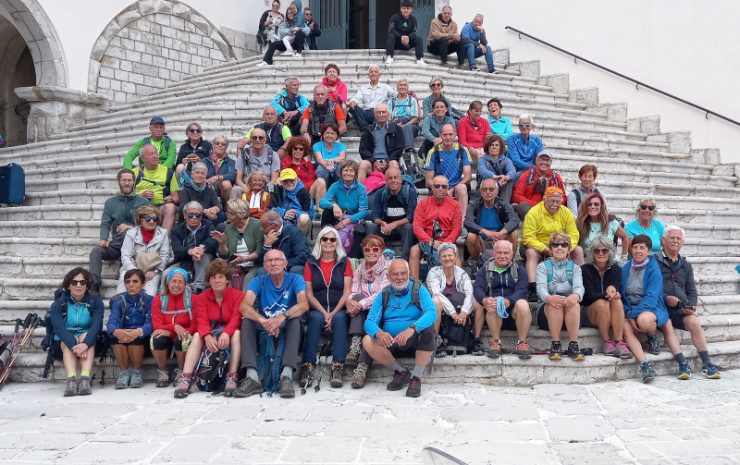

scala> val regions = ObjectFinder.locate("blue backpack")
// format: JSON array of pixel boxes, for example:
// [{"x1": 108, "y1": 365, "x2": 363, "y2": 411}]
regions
[{"x1": 257, "y1": 330, "x2": 287, "y2": 395}]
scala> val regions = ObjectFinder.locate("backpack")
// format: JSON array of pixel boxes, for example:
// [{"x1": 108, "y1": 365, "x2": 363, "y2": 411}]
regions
[
  {"x1": 309, "y1": 99, "x2": 337, "y2": 135},
  {"x1": 429, "y1": 143, "x2": 465, "y2": 177},
  {"x1": 484, "y1": 259, "x2": 519, "y2": 296},
  {"x1": 439, "y1": 311, "x2": 474, "y2": 354},
  {"x1": 257, "y1": 330, "x2": 287, "y2": 395},
  {"x1": 378, "y1": 182, "x2": 414, "y2": 215},
  {"x1": 135, "y1": 166, "x2": 176, "y2": 197},
  {"x1": 544, "y1": 258, "x2": 574, "y2": 295},
  {"x1": 195, "y1": 345, "x2": 230, "y2": 393},
  {"x1": 380, "y1": 278, "x2": 423, "y2": 310}
]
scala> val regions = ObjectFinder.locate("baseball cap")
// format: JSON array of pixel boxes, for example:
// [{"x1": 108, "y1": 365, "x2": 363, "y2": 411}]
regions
[
  {"x1": 150, "y1": 116, "x2": 166, "y2": 125},
  {"x1": 279, "y1": 168, "x2": 298, "y2": 181}
]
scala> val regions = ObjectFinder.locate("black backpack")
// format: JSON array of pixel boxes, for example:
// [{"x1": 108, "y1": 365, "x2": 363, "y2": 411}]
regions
[
  {"x1": 195, "y1": 348, "x2": 230, "y2": 392},
  {"x1": 439, "y1": 312, "x2": 474, "y2": 354}
]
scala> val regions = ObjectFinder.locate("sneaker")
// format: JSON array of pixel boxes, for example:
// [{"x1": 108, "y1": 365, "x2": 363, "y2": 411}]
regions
[
  {"x1": 416, "y1": 58, "x2": 427, "y2": 66},
  {"x1": 129, "y1": 369, "x2": 143, "y2": 388},
  {"x1": 549, "y1": 341, "x2": 562, "y2": 361},
  {"x1": 488, "y1": 68, "x2": 495, "y2": 73},
  {"x1": 385, "y1": 56, "x2": 394, "y2": 65},
  {"x1": 223, "y1": 372, "x2": 238, "y2": 397},
  {"x1": 280, "y1": 50, "x2": 293, "y2": 56},
  {"x1": 386, "y1": 368, "x2": 410, "y2": 391},
  {"x1": 677, "y1": 361, "x2": 692, "y2": 380},
  {"x1": 172, "y1": 368, "x2": 183, "y2": 388},
  {"x1": 471, "y1": 339, "x2": 485, "y2": 356},
  {"x1": 351, "y1": 363, "x2": 369, "y2": 389},
  {"x1": 64, "y1": 377, "x2": 78, "y2": 397},
  {"x1": 234, "y1": 377, "x2": 264, "y2": 398},
  {"x1": 115, "y1": 369, "x2": 130, "y2": 389},
  {"x1": 435, "y1": 343, "x2": 448, "y2": 358},
  {"x1": 647, "y1": 335, "x2": 661, "y2": 355},
  {"x1": 155, "y1": 368, "x2": 170, "y2": 388},
  {"x1": 515, "y1": 340, "x2": 532, "y2": 360},
  {"x1": 616, "y1": 340, "x2": 634, "y2": 359},
  {"x1": 330, "y1": 363, "x2": 344, "y2": 388},
  {"x1": 470, "y1": 67, "x2": 481, "y2": 72},
  {"x1": 701, "y1": 363, "x2": 721, "y2": 379},
  {"x1": 346, "y1": 336, "x2": 362, "y2": 365},
  {"x1": 640, "y1": 360, "x2": 656, "y2": 383},
  {"x1": 487, "y1": 339, "x2": 502, "y2": 359},
  {"x1": 174, "y1": 373, "x2": 192, "y2": 398},
  {"x1": 256, "y1": 61, "x2": 271, "y2": 67},
  {"x1": 77, "y1": 376, "x2": 92, "y2": 396},
  {"x1": 602, "y1": 339, "x2": 619, "y2": 357},
  {"x1": 278, "y1": 376, "x2": 295, "y2": 398},
  {"x1": 299, "y1": 362, "x2": 314, "y2": 388},
  {"x1": 568, "y1": 341, "x2": 585, "y2": 361},
  {"x1": 406, "y1": 376, "x2": 422, "y2": 398}
]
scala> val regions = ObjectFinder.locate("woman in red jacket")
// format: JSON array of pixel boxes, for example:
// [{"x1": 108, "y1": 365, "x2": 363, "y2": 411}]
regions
[
  {"x1": 174, "y1": 259, "x2": 244, "y2": 398},
  {"x1": 150, "y1": 268, "x2": 196, "y2": 388},
  {"x1": 457, "y1": 100, "x2": 491, "y2": 162}
]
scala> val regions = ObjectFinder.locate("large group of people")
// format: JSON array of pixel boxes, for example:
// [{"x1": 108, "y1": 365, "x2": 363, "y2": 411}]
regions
[{"x1": 49, "y1": 4, "x2": 722, "y2": 400}]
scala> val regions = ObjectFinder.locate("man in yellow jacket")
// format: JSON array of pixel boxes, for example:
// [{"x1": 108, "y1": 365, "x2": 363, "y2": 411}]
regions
[{"x1": 522, "y1": 186, "x2": 583, "y2": 301}]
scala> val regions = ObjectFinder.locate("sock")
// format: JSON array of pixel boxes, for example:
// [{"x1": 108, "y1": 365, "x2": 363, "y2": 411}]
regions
[
  {"x1": 247, "y1": 368, "x2": 259, "y2": 381},
  {"x1": 67, "y1": 372, "x2": 76, "y2": 378},
  {"x1": 698, "y1": 351, "x2": 711, "y2": 365},
  {"x1": 80, "y1": 370, "x2": 90, "y2": 378},
  {"x1": 474, "y1": 337, "x2": 481, "y2": 343},
  {"x1": 411, "y1": 364, "x2": 424, "y2": 379},
  {"x1": 674, "y1": 353, "x2": 686, "y2": 364},
  {"x1": 390, "y1": 361, "x2": 405, "y2": 373},
  {"x1": 281, "y1": 366, "x2": 293, "y2": 379}
]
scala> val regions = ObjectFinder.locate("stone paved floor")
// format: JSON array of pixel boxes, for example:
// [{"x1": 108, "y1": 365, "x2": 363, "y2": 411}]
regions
[{"x1": 2, "y1": 370, "x2": 740, "y2": 465}]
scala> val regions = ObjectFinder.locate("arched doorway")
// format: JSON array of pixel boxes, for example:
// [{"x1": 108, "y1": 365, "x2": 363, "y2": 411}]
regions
[{"x1": 0, "y1": 15, "x2": 36, "y2": 147}]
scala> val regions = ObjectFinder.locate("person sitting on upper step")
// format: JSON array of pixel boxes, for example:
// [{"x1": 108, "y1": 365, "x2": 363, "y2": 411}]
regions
[
  {"x1": 348, "y1": 64, "x2": 395, "y2": 131},
  {"x1": 410, "y1": 175, "x2": 462, "y2": 280},
  {"x1": 575, "y1": 192, "x2": 629, "y2": 262},
  {"x1": 366, "y1": 166, "x2": 417, "y2": 261},
  {"x1": 123, "y1": 116, "x2": 177, "y2": 169},
  {"x1": 457, "y1": 100, "x2": 491, "y2": 163},
  {"x1": 568, "y1": 163, "x2": 606, "y2": 216},
  {"x1": 507, "y1": 114, "x2": 544, "y2": 178},
  {"x1": 624, "y1": 198, "x2": 665, "y2": 253},
  {"x1": 426, "y1": 5, "x2": 460, "y2": 66},
  {"x1": 464, "y1": 177, "x2": 519, "y2": 262},
  {"x1": 423, "y1": 123, "x2": 472, "y2": 219},
  {"x1": 89, "y1": 168, "x2": 150, "y2": 296},
  {"x1": 257, "y1": 4, "x2": 308, "y2": 67},
  {"x1": 281, "y1": 136, "x2": 323, "y2": 214},
  {"x1": 388, "y1": 79, "x2": 420, "y2": 159},
  {"x1": 165, "y1": 201, "x2": 219, "y2": 294},
  {"x1": 536, "y1": 232, "x2": 586, "y2": 362},
  {"x1": 257, "y1": 210, "x2": 311, "y2": 275},
  {"x1": 384, "y1": 0, "x2": 426, "y2": 67},
  {"x1": 201, "y1": 135, "x2": 236, "y2": 206},
  {"x1": 321, "y1": 63, "x2": 348, "y2": 111},
  {"x1": 522, "y1": 187, "x2": 582, "y2": 301},
  {"x1": 655, "y1": 225, "x2": 720, "y2": 379},
  {"x1": 234, "y1": 128, "x2": 280, "y2": 198},
  {"x1": 270, "y1": 76, "x2": 311, "y2": 136},
  {"x1": 175, "y1": 122, "x2": 212, "y2": 183},
  {"x1": 237, "y1": 106, "x2": 292, "y2": 158},
  {"x1": 358, "y1": 104, "x2": 405, "y2": 177},
  {"x1": 132, "y1": 144, "x2": 179, "y2": 232},
  {"x1": 473, "y1": 239, "x2": 531, "y2": 359},
  {"x1": 177, "y1": 162, "x2": 223, "y2": 225},
  {"x1": 477, "y1": 134, "x2": 516, "y2": 204},
  {"x1": 421, "y1": 77, "x2": 461, "y2": 122},
  {"x1": 419, "y1": 98, "x2": 456, "y2": 159},
  {"x1": 621, "y1": 234, "x2": 691, "y2": 382},
  {"x1": 318, "y1": 160, "x2": 369, "y2": 258},
  {"x1": 269, "y1": 168, "x2": 313, "y2": 236},
  {"x1": 299, "y1": 84, "x2": 347, "y2": 144},
  {"x1": 512, "y1": 151, "x2": 567, "y2": 220},
  {"x1": 257, "y1": 0, "x2": 283, "y2": 48},
  {"x1": 459, "y1": 14, "x2": 495, "y2": 73},
  {"x1": 486, "y1": 98, "x2": 513, "y2": 139}
]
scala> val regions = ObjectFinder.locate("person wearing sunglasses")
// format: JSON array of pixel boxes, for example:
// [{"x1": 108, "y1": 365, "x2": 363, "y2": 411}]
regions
[
  {"x1": 177, "y1": 162, "x2": 223, "y2": 225},
  {"x1": 302, "y1": 7, "x2": 321, "y2": 50},
  {"x1": 346, "y1": 235, "x2": 390, "y2": 388},
  {"x1": 464, "y1": 177, "x2": 519, "y2": 262},
  {"x1": 118, "y1": 205, "x2": 172, "y2": 296},
  {"x1": 234, "y1": 127, "x2": 280, "y2": 198},
  {"x1": 576, "y1": 192, "x2": 629, "y2": 262},
  {"x1": 567, "y1": 164, "x2": 606, "y2": 216},
  {"x1": 175, "y1": 122, "x2": 212, "y2": 182},
  {"x1": 299, "y1": 84, "x2": 347, "y2": 144},
  {"x1": 624, "y1": 198, "x2": 664, "y2": 253},
  {"x1": 165, "y1": 201, "x2": 219, "y2": 294},
  {"x1": 318, "y1": 160, "x2": 369, "y2": 257},
  {"x1": 506, "y1": 114, "x2": 544, "y2": 178},
  {"x1": 421, "y1": 77, "x2": 460, "y2": 121},
  {"x1": 48, "y1": 267, "x2": 104, "y2": 397},
  {"x1": 424, "y1": 123, "x2": 472, "y2": 219},
  {"x1": 536, "y1": 232, "x2": 585, "y2": 362},
  {"x1": 123, "y1": 115, "x2": 177, "y2": 169},
  {"x1": 281, "y1": 136, "x2": 323, "y2": 211},
  {"x1": 202, "y1": 135, "x2": 236, "y2": 204},
  {"x1": 366, "y1": 166, "x2": 418, "y2": 261},
  {"x1": 580, "y1": 237, "x2": 632, "y2": 361},
  {"x1": 269, "y1": 168, "x2": 313, "y2": 236}
]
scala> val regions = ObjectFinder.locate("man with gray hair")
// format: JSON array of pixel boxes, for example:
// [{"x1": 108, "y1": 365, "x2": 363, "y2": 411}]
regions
[
  {"x1": 270, "y1": 76, "x2": 310, "y2": 135},
  {"x1": 166, "y1": 201, "x2": 219, "y2": 293},
  {"x1": 506, "y1": 114, "x2": 544, "y2": 175},
  {"x1": 348, "y1": 64, "x2": 396, "y2": 130},
  {"x1": 459, "y1": 14, "x2": 494, "y2": 72},
  {"x1": 427, "y1": 5, "x2": 460, "y2": 66},
  {"x1": 258, "y1": 210, "x2": 311, "y2": 274},
  {"x1": 299, "y1": 84, "x2": 348, "y2": 143},
  {"x1": 655, "y1": 225, "x2": 720, "y2": 379},
  {"x1": 237, "y1": 106, "x2": 292, "y2": 156},
  {"x1": 177, "y1": 161, "x2": 222, "y2": 223}
]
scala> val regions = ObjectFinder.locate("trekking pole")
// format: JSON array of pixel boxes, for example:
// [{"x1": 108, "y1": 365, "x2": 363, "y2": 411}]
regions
[
  {"x1": 314, "y1": 342, "x2": 329, "y2": 393},
  {"x1": 0, "y1": 317, "x2": 28, "y2": 387}
]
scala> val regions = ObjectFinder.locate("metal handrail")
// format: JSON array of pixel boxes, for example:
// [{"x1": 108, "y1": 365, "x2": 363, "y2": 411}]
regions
[{"x1": 505, "y1": 26, "x2": 740, "y2": 127}]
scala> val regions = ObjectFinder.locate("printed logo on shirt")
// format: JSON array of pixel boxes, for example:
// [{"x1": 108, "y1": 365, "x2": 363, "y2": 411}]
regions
[{"x1": 263, "y1": 301, "x2": 288, "y2": 318}]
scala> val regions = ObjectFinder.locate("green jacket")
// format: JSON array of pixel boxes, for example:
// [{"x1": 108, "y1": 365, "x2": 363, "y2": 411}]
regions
[
  {"x1": 217, "y1": 219, "x2": 264, "y2": 261},
  {"x1": 100, "y1": 193, "x2": 151, "y2": 241},
  {"x1": 123, "y1": 136, "x2": 177, "y2": 169}
]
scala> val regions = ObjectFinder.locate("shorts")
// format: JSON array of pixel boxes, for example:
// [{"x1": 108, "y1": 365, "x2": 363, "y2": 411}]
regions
[
  {"x1": 499, "y1": 312, "x2": 518, "y2": 331},
  {"x1": 388, "y1": 326, "x2": 436, "y2": 357},
  {"x1": 536, "y1": 295, "x2": 572, "y2": 330},
  {"x1": 579, "y1": 305, "x2": 595, "y2": 329},
  {"x1": 151, "y1": 334, "x2": 184, "y2": 352},
  {"x1": 669, "y1": 309, "x2": 688, "y2": 331}
]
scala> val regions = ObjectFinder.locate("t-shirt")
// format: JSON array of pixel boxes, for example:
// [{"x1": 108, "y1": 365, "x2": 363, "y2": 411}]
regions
[
  {"x1": 478, "y1": 206, "x2": 502, "y2": 233},
  {"x1": 385, "y1": 195, "x2": 406, "y2": 223},
  {"x1": 133, "y1": 165, "x2": 179, "y2": 206},
  {"x1": 303, "y1": 259, "x2": 353, "y2": 283},
  {"x1": 247, "y1": 272, "x2": 306, "y2": 318},
  {"x1": 583, "y1": 219, "x2": 620, "y2": 250},
  {"x1": 425, "y1": 143, "x2": 472, "y2": 187},
  {"x1": 625, "y1": 219, "x2": 665, "y2": 253},
  {"x1": 313, "y1": 141, "x2": 347, "y2": 161},
  {"x1": 235, "y1": 147, "x2": 280, "y2": 179}
]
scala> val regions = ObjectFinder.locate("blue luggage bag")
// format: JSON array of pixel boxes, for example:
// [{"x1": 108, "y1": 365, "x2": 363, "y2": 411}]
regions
[{"x1": 0, "y1": 163, "x2": 25, "y2": 205}]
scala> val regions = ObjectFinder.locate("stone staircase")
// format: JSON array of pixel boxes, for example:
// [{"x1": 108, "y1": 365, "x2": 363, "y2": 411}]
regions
[{"x1": 1, "y1": 49, "x2": 738, "y2": 385}]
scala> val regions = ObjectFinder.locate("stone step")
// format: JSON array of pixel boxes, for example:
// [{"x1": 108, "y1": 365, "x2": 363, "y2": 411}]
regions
[
  {"x1": 0, "y1": 204, "x2": 104, "y2": 222},
  {"x1": 0, "y1": 278, "x2": 119, "y2": 301},
  {"x1": 699, "y1": 295, "x2": 740, "y2": 315},
  {"x1": 0, "y1": 255, "x2": 119, "y2": 279}
]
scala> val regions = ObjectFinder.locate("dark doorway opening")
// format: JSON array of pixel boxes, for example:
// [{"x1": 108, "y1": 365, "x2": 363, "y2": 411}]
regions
[{"x1": 0, "y1": 15, "x2": 35, "y2": 147}]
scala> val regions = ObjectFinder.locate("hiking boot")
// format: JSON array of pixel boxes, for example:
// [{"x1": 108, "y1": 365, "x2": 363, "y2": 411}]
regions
[
  {"x1": 602, "y1": 339, "x2": 619, "y2": 357},
  {"x1": 677, "y1": 361, "x2": 692, "y2": 380},
  {"x1": 549, "y1": 341, "x2": 562, "y2": 361},
  {"x1": 64, "y1": 377, "x2": 78, "y2": 397},
  {"x1": 129, "y1": 369, "x2": 143, "y2": 388},
  {"x1": 487, "y1": 339, "x2": 502, "y2": 359},
  {"x1": 77, "y1": 377, "x2": 92, "y2": 396},
  {"x1": 174, "y1": 373, "x2": 192, "y2": 398},
  {"x1": 172, "y1": 368, "x2": 183, "y2": 387},
  {"x1": 223, "y1": 372, "x2": 238, "y2": 397},
  {"x1": 616, "y1": 340, "x2": 633, "y2": 359},
  {"x1": 640, "y1": 360, "x2": 656, "y2": 383},
  {"x1": 299, "y1": 362, "x2": 314, "y2": 388},
  {"x1": 346, "y1": 336, "x2": 362, "y2": 365},
  {"x1": 515, "y1": 340, "x2": 532, "y2": 360},
  {"x1": 351, "y1": 363, "x2": 369, "y2": 389},
  {"x1": 155, "y1": 368, "x2": 170, "y2": 388},
  {"x1": 386, "y1": 368, "x2": 410, "y2": 391},
  {"x1": 702, "y1": 363, "x2": 721, "y2": 379},
  {"x1": 330, "y1": 363, "x2": 344, "y2": 388},
  {"x1": 527, "y1": 288, "x2": 538, "y2": 303},
  {"x1": 234, "y1": 377, "x2": 264, "y2": 398},
  {"x1": 471, "y1": 339, "x2": 485, "y2": 356},
  {"x1": 647, "y1": 335, "x2": 661, "y2": 355},
  {"x1": 278, "y1": 376, "x2": 295, "y2": 398},
  {"x1": 568, "y1": 341, "x2": 585, "y2": 361},
  {"x1": 115, "y1": 369, "x2": 130, "y2": 389},
  {"x1": 435, "y1": 343, "x2": 448, "y2": 358},
  {"x1": 406, "y1": 376, "x2": 422, "y2": 398}
]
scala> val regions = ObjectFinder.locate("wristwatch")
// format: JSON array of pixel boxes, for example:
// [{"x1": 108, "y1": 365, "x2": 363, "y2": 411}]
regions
[
  {"x1": 282, "y1": 308, "x2": 291, "y2": 319},
  {"x1": 409, "y1": 324, "x2": 418, "y2": 334}
]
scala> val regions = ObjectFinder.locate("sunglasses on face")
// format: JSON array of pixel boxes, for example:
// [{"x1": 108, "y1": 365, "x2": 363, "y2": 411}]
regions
[
  {"x1": 70, "y1": 279, "x2": 87, "y2": 287},
  {"x1": 593, "y1": 248, "x2": 610, "y2": 255},
  {"x1": 142, "y1": 215, "x2": 158, "y2": 223},
  {"x1": 519, "y1": 123, "x2": 531, "y2": 128},
  {"x1": 363, "y1": 246, "x2": 380, "y2": 253},
  {"x1": 293, "y1": 147, "x2": 305, "y2": 152},
  {"x1": 588, "y1": 202, "x2": 601, "y2": 207},
  {"x1": 251, "y1": 136, "x2": 265, "y2": 141},
  {"x1": 433, "y1": 184, "x2": 448, "y2": 189},
  {"x1": 185, "y1": 212, "x2": 203, "y2": 219},
  {"x1": 430, "y1": 83, "x2": 442, "y2": 88},
  {"x1": 321, "y1": 236, "x2": 337, "y2": 243},
  {"x1": 640, "y1": 204, "x2": 656, "y2": 211},
  {"x1": 214, "y1": 141, "x2": 227, "y2": 147},
  {"x1": 550, "y1": 242, "x2": 570, "y2": 249},
  {"x1": 188, "y1": 128, "x2": 202, "y2": 133}
]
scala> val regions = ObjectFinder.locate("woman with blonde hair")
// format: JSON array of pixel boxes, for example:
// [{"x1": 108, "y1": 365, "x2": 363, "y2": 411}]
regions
[{"x1": 117, "y1": 205, "x2": 172, "y2": 296}]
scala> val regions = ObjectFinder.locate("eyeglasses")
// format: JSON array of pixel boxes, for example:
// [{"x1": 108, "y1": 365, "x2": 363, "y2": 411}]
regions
[
  {"x1": 363, "y1": 246, "x2": 380, "y2": 253},
  {"x1": 593, "y1": 248, "x2": 610, "y2": 255},
  {"x1": 433, "y1": 184, "x2": 448, "y2": 189},
  {"x1": 185, "y1": 212, "x2": 203, "y2": 219},
  {"x1": 321, "y1": 236, "x2": 337, "y2": 243},
  {"x1": 550, "y1": 242, "x2": 570, "y2": 249},
  {"x1": 518, "y1": 123, "x2": 531, "y2": 128},
  {"x1": 430, "y1": 83, "x2": 442, "y2": 88},
  {"x1": 188, "y1": 128, "x2": 202, "y2": 133},
  {"x1": 251, "y1": 135, "x2": 266, "y2": 141},
  {"x1": 293, "y1": 147, "x2": 305, "y2": 152},
  {"x1": 587, "y1": 202, "x2": 601, "y2": 207},
  {"x1": 142, "y1": 215, "x2": 158, "y2": 223},
  {"x1": 214, "y1": 141, "x2": 227, "y2": 147},
  {"x1": 480, "y1": 187, "x2": 497, "y2": 192},
  {"x1": 124, "y1": 279, "x2": 142, "y2": 284},
  {"x1": 640, "y1": 204, "x2": 656, "y2": 211},
  {"x1": 70, "y1": 279, "x2": 87, "y2": 287},
  {"x1": 375, "y1": 160, "x2": 388, "y2": 164}
]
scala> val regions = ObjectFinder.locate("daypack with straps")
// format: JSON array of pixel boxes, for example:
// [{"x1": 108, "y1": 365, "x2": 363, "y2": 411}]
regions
[
  {"x1": 485, "y1": 259, "x2": 519, "y2": 296},
  {"x1": 159, "y1": 290, "x2": 193, "y2": 325},
  {"x1": 544, "y1": 258, "x2": 574, "y2": 295},
  {"x1": 379, "y1": 181, "x2": 414, "y2": 212},
  {"x1": 430, "y1": 143, "x2": 465, "y2": 176},
  {"x1": 135, "y1": 166, "x2": 175, "y2": 197},
  {"x1": 380, "y1": 279, "x2": 424, "y2": 310},
  {"x1": 257, "y1": 330, "x2": 287, "y2": 395},
  {"x1": 143, "y1": 136, "x2": 172, "y2": 154},
  {"x1": 309, "y1": 100, "x2": 337, "y2": 135}
]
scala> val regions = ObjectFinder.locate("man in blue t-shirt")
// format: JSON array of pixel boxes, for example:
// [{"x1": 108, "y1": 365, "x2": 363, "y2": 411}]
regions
[
  {"x1": 236, "y1": 249, "x2": 308, "y2": 399},
  {"x1": 424, "y1": 123, "x2": 472, "y2": 218},
  {"x1": 506, "y1": 114, "x2": 544, "y2": 178}
]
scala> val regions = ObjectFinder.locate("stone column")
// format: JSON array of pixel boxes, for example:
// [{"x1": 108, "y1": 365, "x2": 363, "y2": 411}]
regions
[{"x1": 14, "y1": 86, "x2": 109, "y2": 143}]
